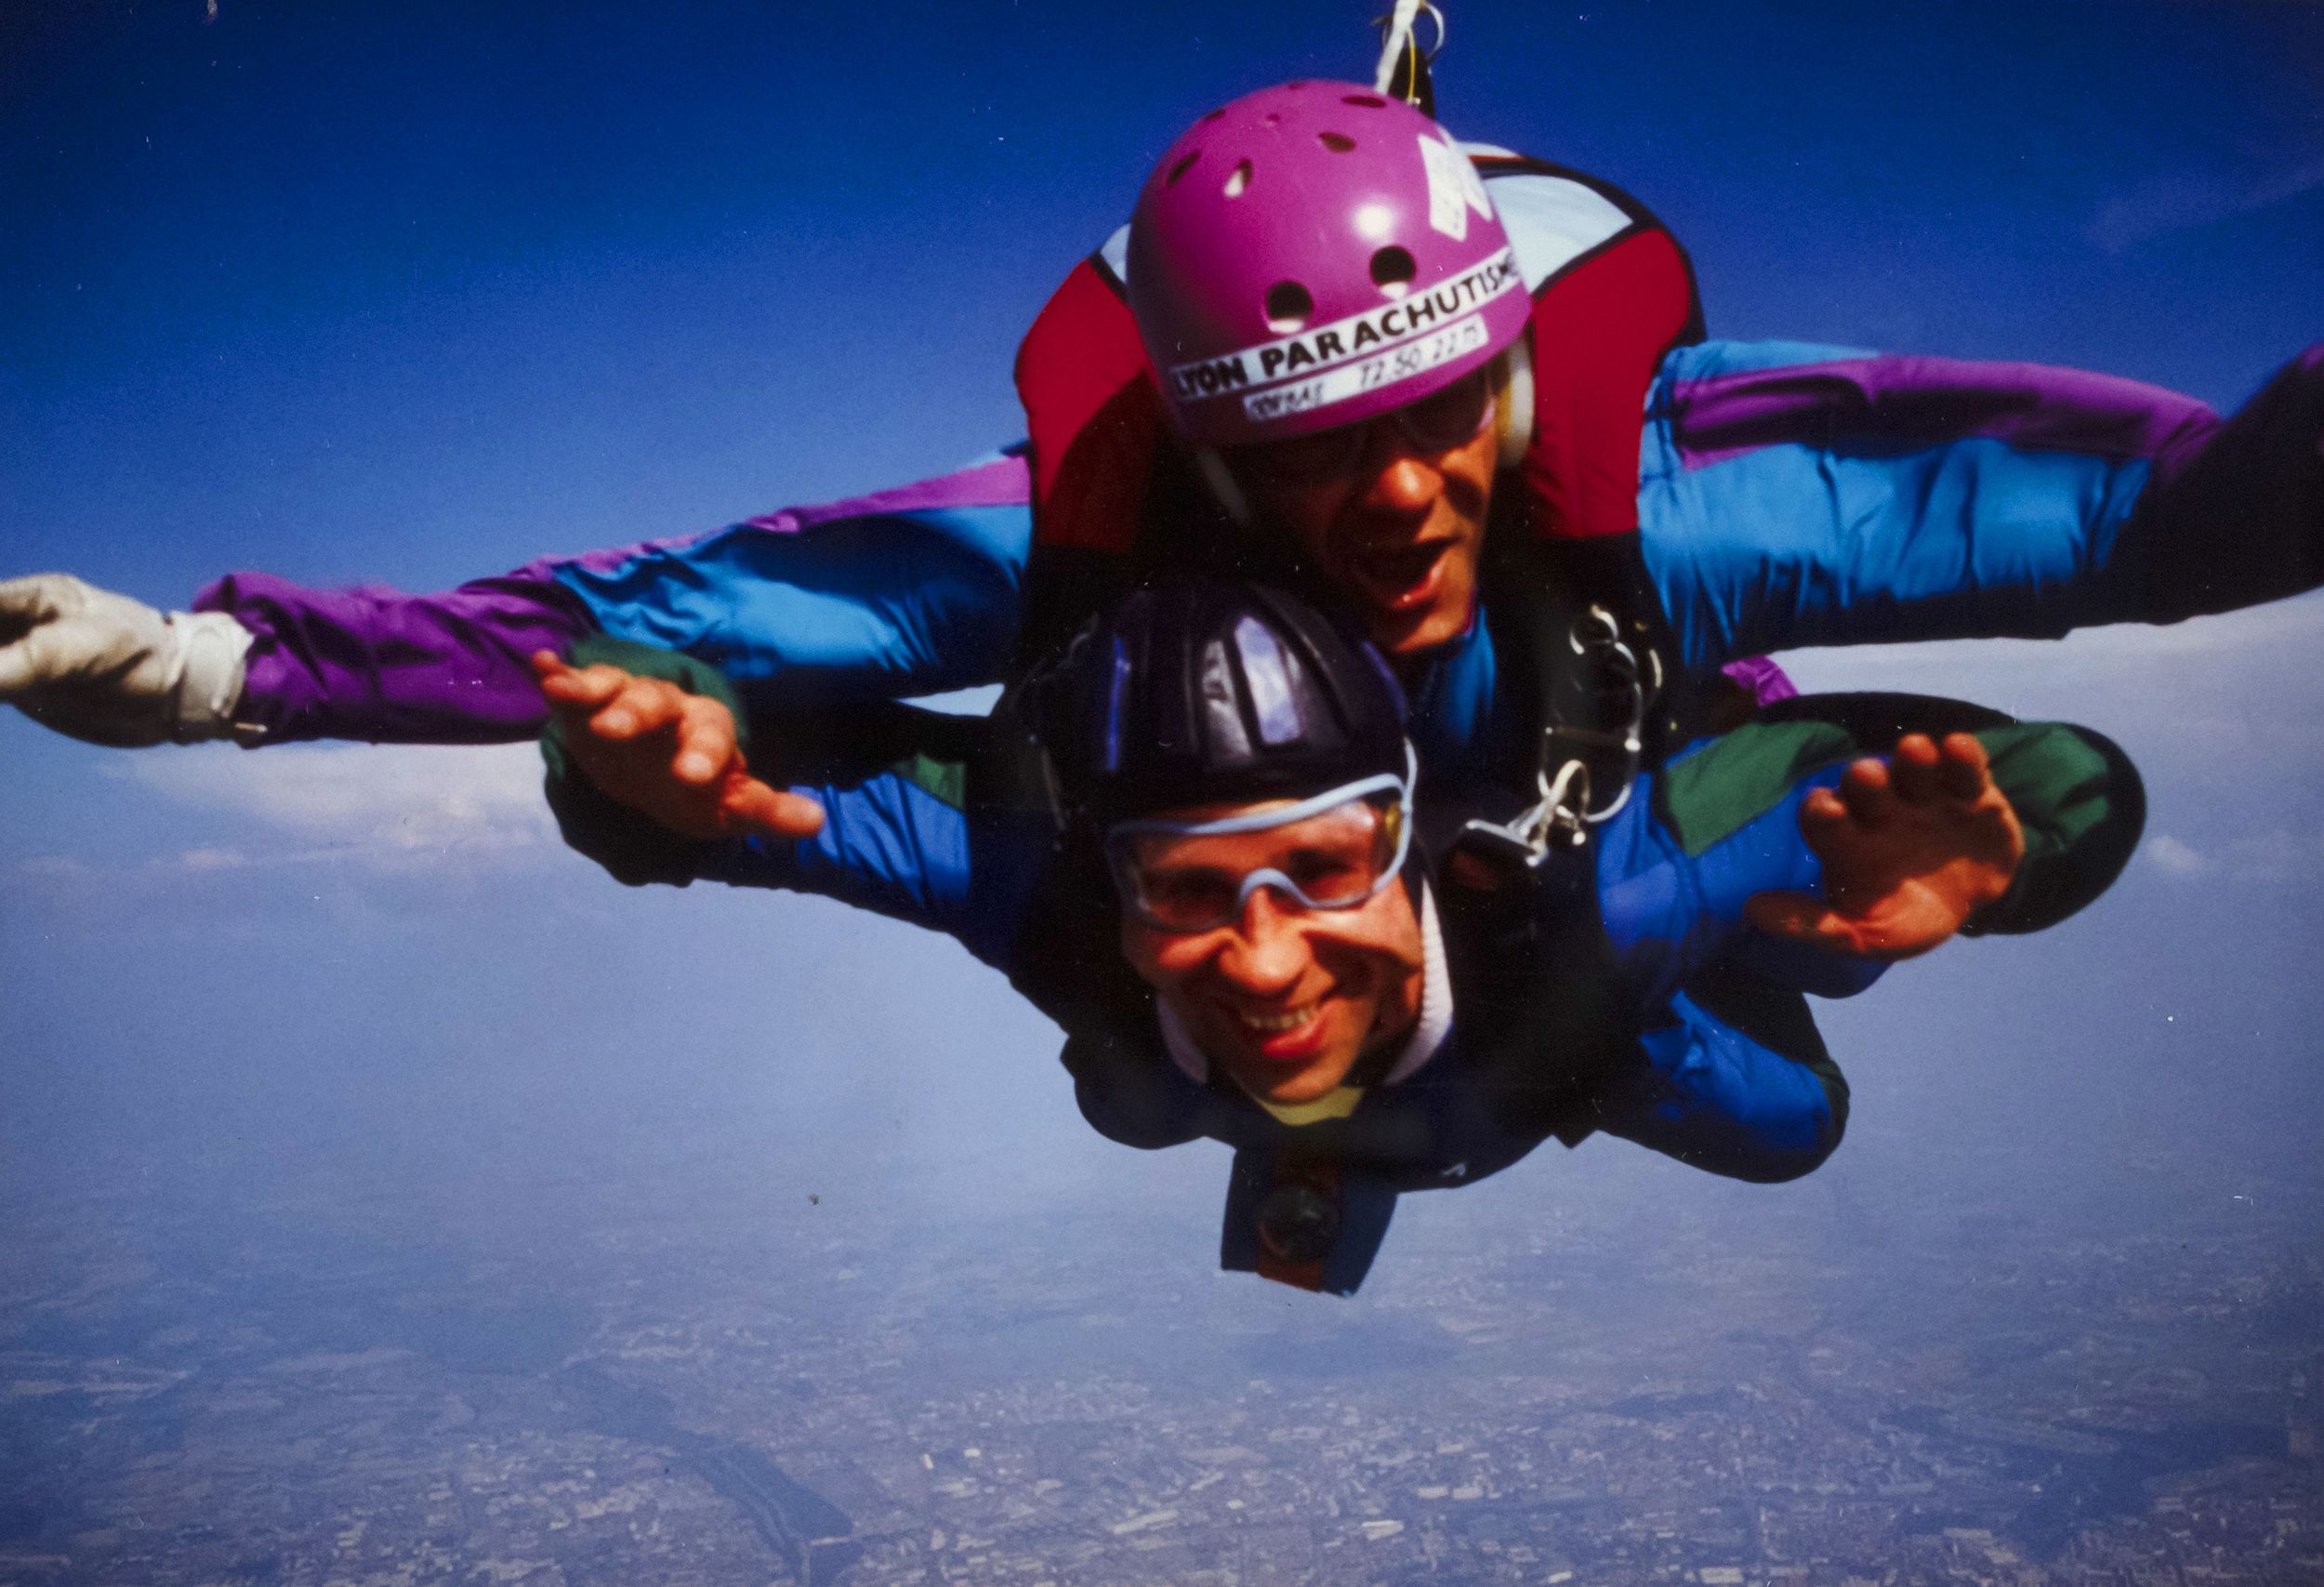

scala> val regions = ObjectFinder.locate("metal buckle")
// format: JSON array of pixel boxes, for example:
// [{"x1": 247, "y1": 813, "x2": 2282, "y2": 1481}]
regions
[
  {"x1": 1552, "y1": 604, "x2": 1653, "y2": 826},
  {"x1": 1449, "y1": 606, "x2": 1656, "y2": 879},
  {"x1": 1454, "y1": 757, "x2": 1591, "y2": 879}
]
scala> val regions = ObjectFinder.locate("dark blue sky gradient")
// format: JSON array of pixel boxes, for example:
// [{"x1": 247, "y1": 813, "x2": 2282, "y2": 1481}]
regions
[{"x1": 5, "y1": 1, "x2": 2318, "y2": 598}]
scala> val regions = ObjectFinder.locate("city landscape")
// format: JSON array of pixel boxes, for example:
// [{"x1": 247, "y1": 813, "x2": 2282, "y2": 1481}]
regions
[{"x1": 3, "y1": 1118, "x2": 2317, "y2": 1587}]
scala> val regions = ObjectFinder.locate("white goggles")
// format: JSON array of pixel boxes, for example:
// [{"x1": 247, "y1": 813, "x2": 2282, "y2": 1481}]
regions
[{"x1": 1103, "y1": 746, "x2": 1417, "y2": 934}]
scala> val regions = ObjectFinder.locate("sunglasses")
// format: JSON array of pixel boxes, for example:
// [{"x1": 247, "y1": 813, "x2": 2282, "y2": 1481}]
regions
[
  {"x1": 1228, "y1": 370, "x2": 1497, "y2": 486},
  {"x1": 1103, "y1": 752, "x2": 1417, "y2": 934}
]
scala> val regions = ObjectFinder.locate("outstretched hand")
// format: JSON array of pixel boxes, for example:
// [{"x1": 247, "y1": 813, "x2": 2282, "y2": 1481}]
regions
[
  {"x1": 531, "y1": 652, "x2": 825, "y2": 842},
  {"x1": 0, "y1": 574, "x2": 249, "y2": 747},
  {"x1": 1746, "y1": 732, "x2": 2024, "y2": 960}
]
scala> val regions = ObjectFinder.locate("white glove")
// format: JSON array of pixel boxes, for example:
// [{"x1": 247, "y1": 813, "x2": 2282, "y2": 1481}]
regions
[{"x1": 0, "y1": 574, "x2": 255, "y2": 747}]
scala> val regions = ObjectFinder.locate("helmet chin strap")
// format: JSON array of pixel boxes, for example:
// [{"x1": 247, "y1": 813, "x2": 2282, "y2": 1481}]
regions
[
  {"x1": 1192, "y1": 340, "x2": 1538, "y2": 526},
  {"x1": 1495, "y1": 335, "x2": 1536, "y2": 470},
  {"x1": 1195, "y1": 446, "x2": 1254, "y2": 527}
]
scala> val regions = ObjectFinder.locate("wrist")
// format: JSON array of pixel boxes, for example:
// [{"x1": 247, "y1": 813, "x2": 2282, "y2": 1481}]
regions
[{"x1": 167, "y1": 610, "x2": 256, "y2": 744}]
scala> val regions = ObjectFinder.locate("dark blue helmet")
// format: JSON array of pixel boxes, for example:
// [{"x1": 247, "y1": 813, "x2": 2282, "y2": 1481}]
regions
[{"x1": 1024, "y1": 578, "x2": 1409, "y2": 827}]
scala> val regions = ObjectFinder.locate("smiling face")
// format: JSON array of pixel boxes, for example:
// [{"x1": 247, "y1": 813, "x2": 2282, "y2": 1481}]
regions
[
  {"x1": 1114, "y1": 796, "x2": 1426, "y2": 1106},
  {"x1": 1223, "y1": 369, "x2": 1501, "y2": 664}
]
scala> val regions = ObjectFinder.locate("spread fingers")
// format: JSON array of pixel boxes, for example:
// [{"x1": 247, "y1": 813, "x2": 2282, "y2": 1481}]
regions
[
  {"x1": 1838, "y1": 756, "x2": 1900, "y2": 827},
  {"x1": 1935, "y1": 732, "x2": 1994, "y2": 802},
  {"x1": 1887, "y1": 733, "x2": 1942, "y2": 804},
  {"x1": 589, "y1": 675, "x2": 687, "y2": 740},
  {"x1": 673, "y1": 694, "x2": 737, "y2": 784}
]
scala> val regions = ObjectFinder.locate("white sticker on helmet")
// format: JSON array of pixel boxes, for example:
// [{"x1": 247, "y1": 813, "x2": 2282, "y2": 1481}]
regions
[
  {"x1": 1419, "y1": 134, "x2": 1472, "y2": 240},
  {"x1": 1241, "y1": 311, "x2": 1488, "y2": 425},
  {"x1": 1163, "y1": 247, "x2": 1520, "y2": 412},
  {"x1": 1458, "y1": 152, "x2": 1494, "y2": 220}
]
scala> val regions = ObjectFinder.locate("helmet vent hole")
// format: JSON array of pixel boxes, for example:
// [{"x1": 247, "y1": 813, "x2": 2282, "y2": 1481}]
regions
[
  {"x1": 1167, "y1": 152, "x2": 1199, "y2": 186},
  {"x1": 1368, "y1": 245, "x2": 1417, "y2": 297},
  {"x1": 1264, "y1": 281, "x2": 1314, "y2": 333},
  {"x1": 1318, "y1": 131, "x2": 1356, "y2": 152},
  {"x1": 1223, "y1": 160, "x2": 1252, "y2": 198},
  {"x1": 1342, "y1": 93, "x2": 1388, "y2": 109},
  {"x1": 1200, "y1": 108, "x2": 1227, "y2": 123},
  {"x1": 1285, "y1": 80, "x2": 1309, "y2": 90}
]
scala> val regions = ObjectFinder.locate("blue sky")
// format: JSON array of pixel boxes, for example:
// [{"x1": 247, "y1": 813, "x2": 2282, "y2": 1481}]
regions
[{"x1": 2, "y1": 0, "x2": 2321, "y2": 1273}]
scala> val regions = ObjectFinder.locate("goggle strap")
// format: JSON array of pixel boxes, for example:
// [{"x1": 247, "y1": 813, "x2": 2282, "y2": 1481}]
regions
[{"x1": 1105, "y1": 745, "x2": 1416, "y2": 842}]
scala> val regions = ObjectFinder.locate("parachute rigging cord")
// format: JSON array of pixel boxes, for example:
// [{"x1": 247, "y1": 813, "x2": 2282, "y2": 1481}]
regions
[{"x1": 1372, "y1": 0, "x2": 1444, "y2": 114}]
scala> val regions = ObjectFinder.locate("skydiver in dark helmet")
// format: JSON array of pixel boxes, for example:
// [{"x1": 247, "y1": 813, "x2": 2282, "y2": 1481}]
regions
[{"x1": 527, "y1": 579, "x2": 2143, "y2": 1295}]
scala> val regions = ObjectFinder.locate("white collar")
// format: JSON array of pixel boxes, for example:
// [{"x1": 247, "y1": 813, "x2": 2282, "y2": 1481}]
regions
[{"x1": 1155, "y1": 881, "x2": 1455, "y2": 1090}]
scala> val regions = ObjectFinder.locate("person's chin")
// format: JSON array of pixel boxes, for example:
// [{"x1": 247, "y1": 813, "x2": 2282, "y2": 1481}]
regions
[
  {"x1": 1220, "y1": 1026, "x2": 1365, "y2": 1105},
  {"x1": 1235, "y1": 1060, "x2": 1350, "y2": 1107},
  {"x1": 1368, "y1": 581, "x2": 1475, "y2": 659}
]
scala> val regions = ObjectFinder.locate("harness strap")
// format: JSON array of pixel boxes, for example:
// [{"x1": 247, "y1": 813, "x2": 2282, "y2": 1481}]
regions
[
  {"x1": 1436, "y1": 536, "x2": 1666, "y2": 893},
  {"x1": 1012, "y1": 257, "x2": 1156, "y2": 550}
]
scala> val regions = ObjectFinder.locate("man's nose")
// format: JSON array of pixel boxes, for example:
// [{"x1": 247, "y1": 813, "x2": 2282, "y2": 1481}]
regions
[
  {"x1": 1217, "y1": 887, "x2": 1312, "y2": 993},
  {"x1": 1355, "y1": 442, "x2": 1440, "y2": 517}
]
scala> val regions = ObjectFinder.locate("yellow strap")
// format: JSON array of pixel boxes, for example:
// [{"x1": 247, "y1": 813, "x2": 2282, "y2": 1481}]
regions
[{"x1": 1243, "y1": 1084, "x2": 1367, "y2": 1126}]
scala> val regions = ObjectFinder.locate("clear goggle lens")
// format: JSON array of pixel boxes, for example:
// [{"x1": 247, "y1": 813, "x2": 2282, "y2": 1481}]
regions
[
  {"x1": 1104, "y1": 757, "x2": 1415, "y2": 934},
  {"x1": 1228, "y1": 369, "x2": 1497, "y2": 485}
]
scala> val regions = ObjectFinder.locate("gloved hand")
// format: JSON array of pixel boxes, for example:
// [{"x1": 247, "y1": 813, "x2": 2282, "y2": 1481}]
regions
[{"x1": 0, "y1": 574, "x2": 255, "y2": 747}]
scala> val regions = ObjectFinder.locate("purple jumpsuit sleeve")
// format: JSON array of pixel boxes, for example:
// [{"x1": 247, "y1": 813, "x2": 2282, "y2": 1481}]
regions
[
  {"x1": 195, "y1": 569, "x2": 592, "y2": 744},
  {"x1": 195, "y1": 455, "x2": 1034, "y2": 745}
]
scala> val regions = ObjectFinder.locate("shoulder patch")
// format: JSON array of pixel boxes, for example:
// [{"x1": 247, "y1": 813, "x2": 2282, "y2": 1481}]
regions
[
  {"x1": 1655, "y1": 718, "x2": 1860, "y2": 856},
  {"x1": 891, "y1": 748, "x2": 969, "y2": 811},
  {"x1": 1097, "y1": 223, "x2": 1130, "y2": 288},
  {"x1": 1481, "y1": 169, "x2": 1636, "y2": 292}
]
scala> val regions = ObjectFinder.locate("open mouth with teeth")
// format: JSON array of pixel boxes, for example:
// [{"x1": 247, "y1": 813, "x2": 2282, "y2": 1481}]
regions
[
  {"x1": 1343, "y1": 540, "x2": 1450, "y2": 615},
  {"x1": 1224, "y1": 999, "x2": 1330, "y2": 1065}
]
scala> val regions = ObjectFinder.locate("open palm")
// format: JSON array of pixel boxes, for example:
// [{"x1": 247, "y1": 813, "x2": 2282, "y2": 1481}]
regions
[{"x1": 1746, "y1": 733, "x2": 2024, "y2": 960}]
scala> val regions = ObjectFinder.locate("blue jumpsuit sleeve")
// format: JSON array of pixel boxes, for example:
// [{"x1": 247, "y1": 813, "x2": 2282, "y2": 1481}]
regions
[
  {"x1": 543, "y1": 456, "x2": 1034, "y2": 707},
  {"x1": 1637, "y1": 340, "x2": 2323, "y2": 669},
  {"x1": 1593, "y1": 988, "x2": 1843, "y2": 1184},
  {"x1": 1595, "y1": 756, "x2": 1884, "y2": 1006},
  {"x1": 684, "y1": 773, "x2": 1047, "y2": 974},
  {"x1": 1579, "y1": 699, "x2": 2146, "y2": 1182},
  {"x1": 1580, "y1": 750, "x2": 1879, "y2": 1184}
]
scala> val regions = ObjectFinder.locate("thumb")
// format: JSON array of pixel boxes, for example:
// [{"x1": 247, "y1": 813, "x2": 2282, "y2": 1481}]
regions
[
  {"x1": 0, "y1": 574, "x2": 82, "y2": 637},
  {"x1": 1745, "y1": 890, "x2": 1865, "y2": 956},
  {"x1": 720, "y1": 774, "x2": 826, "y2": 842},
  {"x1": 0, "y1": 621, "x2": 61, "y2": 699}
]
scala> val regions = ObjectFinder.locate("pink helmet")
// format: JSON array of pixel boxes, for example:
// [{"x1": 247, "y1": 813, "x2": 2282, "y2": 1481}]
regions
[{"x1": 1126, "y1": 81, "x2": 1533, "y2": 451}]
